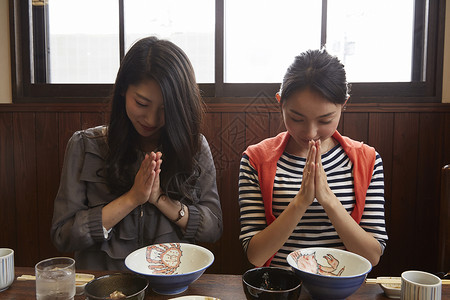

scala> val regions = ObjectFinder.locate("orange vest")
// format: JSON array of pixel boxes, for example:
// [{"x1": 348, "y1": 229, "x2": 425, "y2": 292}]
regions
[{"x1": 243, "y1": 131, "x2": 376, "y2": 266}]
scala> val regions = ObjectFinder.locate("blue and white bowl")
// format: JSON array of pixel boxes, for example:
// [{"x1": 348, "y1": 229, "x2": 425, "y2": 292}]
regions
[
  {"x1": 287, "y1": 247, "x2": 372, "y2": 300},
  {"x1": 125, "y1": 243, "x2": 214, "y2": 295}
]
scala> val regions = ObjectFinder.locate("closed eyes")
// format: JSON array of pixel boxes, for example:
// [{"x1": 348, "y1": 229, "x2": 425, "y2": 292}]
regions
[
  {"x1": 290, "y1": 116, "x2": 333, "y2": 124},
  {"x1": 135, "y1": 99, "x2": 147, "y2": 107}
]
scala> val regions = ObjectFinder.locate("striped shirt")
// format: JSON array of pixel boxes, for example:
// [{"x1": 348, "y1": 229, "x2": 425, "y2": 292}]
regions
[{"x1": 239, "y1": 143, "x2": 388, "y2": 268}]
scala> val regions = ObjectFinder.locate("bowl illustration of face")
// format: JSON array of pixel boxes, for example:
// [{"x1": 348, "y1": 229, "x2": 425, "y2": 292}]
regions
[
  {"x1": 125, "y1": 243, "x2": 214, "y2": 295},
  {"x1": 146, "y1": 243, "x2": 183, "y2": 275}
]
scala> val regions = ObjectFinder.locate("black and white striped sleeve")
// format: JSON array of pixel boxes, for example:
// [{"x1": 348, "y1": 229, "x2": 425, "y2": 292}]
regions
[
  {"x1": 238, "y1": 154, "x2": 267, "y2": 252},
  {"x1": 359, "y1": 152, "x2": 389, "y2": 252}
]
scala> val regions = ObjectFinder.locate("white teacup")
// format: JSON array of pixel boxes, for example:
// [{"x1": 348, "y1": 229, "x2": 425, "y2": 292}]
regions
[
  {"x1": 0, "y1": 248, "x2": 15, "y2": 292},
  {"x1": 401, "y1": 270, "x2": 442, "y2": 300}
]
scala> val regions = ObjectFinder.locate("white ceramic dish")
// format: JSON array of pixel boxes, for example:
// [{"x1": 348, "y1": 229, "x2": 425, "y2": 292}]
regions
[
  {"x1": 378, "y1": 277, "x2": 401, "y2": 299},
  {"x1": 76, "y1": 281, "x2": 87, "y2": 295},
  {"x1": 75, "y1": 273, "x2": 95, "y2": 295}
]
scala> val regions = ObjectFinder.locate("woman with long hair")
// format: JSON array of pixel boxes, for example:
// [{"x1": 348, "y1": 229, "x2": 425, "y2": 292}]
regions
[{"x1": 51, "y1": 37, "x2": 222, "y2": 270}]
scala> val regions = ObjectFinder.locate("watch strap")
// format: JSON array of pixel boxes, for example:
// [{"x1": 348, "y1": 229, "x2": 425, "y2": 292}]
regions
[{"x1": 172, "y1": 202, "x2": 185, "y2": 223}]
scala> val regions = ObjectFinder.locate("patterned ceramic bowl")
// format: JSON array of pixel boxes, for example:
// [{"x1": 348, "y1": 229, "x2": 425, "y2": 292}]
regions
[
  {"x1": 287, "y1": 247, "x2": 372, "y2": 300},
  {"x1": 125, "y1": 243, "x2": 214, "y2": 295}
]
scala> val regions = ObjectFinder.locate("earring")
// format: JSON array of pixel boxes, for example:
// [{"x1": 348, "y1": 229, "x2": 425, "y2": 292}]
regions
[
  {"x1": 275, "y1": 93, "x2": 281, "y2": 103},
  {"x1": 343, "y1": 97, "x2": 349, "y2": 111}
]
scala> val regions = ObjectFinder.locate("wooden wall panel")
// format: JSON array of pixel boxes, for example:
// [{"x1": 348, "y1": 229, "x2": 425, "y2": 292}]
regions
[
  {"x1": 81, "y1": 112, "x2": 106, "y2": 130},
  {"x1": 0, "y1": 103, "x2": 449, "y2": 275},
  {"x1": 368, "y1": 112, "x2": 394, "y2": 205},
  {"x1": 415, "y1": 113, "x2": 445, "y2": 270},
  {"x1": 13, "y1": 113, "x2": 39, "y2": 266},
  {"x1": 390, "y1": 113, "x2": 420, "y2": 275},
  {"x1": 245, "y1": 112, "x2": 270, "y2": 147},
  {"x1": 199, "y1": 112, "x2": 223, "y2": 274},
  {"x1": 342, "y1": 112, "x2": 369, "y2": 143},
  {"x1": 439, "y1": 166, "x2": 450, "y2": 272},
  {"x1": 0, "y1": 113, "x2": 16, "y2": 250},
  {"x1": 438, "y1": 115, "x2": 450, "y2": 272},
  {"x1": 36, "y1": 112, "x2": 60, "y2": 259},
  {"x1": 444, "y1": 114, "x2": 450, "y2": 165},
  {"x1": 368, "y1": 113, "x2": 394, "y2": 276},
  {"x1": 218, "y1": 113, "x2": 251, "y2": 274}
]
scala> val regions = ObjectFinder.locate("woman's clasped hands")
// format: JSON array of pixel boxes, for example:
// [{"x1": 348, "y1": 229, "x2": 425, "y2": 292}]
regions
[
  {"x1": 130, "y1": 151, "x2": 163, "y2": 205},
  {"x1": 296, "y1": 140, "x2": 336, "y2": 208}
]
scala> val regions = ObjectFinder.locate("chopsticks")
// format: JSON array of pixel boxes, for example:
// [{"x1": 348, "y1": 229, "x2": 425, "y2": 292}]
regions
[
  {"x1": 17, "y1": 273, "x2": 95, "y2": 284},
  {"x1": 366, "y1": 278, "x2": 450, "y2": 285},
  {"x1": 366, "y1": 278, "x2": 401, "y2": 285}
]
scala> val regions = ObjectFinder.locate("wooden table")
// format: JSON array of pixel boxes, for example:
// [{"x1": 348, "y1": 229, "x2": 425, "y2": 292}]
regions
[{"x1": 2, "y1": 267, "x2": 449, "y2": 299}]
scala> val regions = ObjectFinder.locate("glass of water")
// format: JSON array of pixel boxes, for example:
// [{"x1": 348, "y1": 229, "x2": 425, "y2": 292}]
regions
[{"x1": 35, "y1": 257, "x2": 76, "y2": 300}]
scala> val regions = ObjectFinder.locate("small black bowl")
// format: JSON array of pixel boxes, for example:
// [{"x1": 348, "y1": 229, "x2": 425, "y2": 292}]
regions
[
  {"x1": 84, "y1": 273, "x2": 148, "y2": 300},
  {"x1": 242, "y1": 267, "x2": 302, "y2": 300}
]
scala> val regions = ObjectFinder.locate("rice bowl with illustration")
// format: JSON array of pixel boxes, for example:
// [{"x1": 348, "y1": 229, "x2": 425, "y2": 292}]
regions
[
  {"x1": 287, "y1": 247, "x2": 372, "y2": 300},
  {"x1": 125, "y1": 243, "x2": 214, "y2": 295}
]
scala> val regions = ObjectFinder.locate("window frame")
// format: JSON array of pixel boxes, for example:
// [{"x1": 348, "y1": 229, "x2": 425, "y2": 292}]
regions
[{"x1": 9, "y1": 0, "x2": 446, "y2": 103}]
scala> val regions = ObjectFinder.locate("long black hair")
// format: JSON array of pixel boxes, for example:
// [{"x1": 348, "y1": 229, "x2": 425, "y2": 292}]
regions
[
  {"x1": 105, "y1": 36, "x2": 204, "y2": 203},
  {"x1": 279, "y1": 49, "x2": 349, "y2": 105}
]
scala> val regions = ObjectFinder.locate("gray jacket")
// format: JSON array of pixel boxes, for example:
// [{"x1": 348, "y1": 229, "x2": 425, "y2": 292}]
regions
[{"x1": 51, "y1": 126, "x2": 222, "y2": 270}]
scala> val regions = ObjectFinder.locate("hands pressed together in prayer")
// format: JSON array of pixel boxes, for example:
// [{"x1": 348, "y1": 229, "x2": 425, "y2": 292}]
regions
[
  {"x1": 127, "y1": 151, "x2": 188, "y2": 228},
  {"x1": 129, "y1": 151, "x2": 163, "y2": 206},
  {"x1": 102, "y1": 152, "x2": 163, "y2": 231},
  {"x1": 296, "y1": 140, "x2": 337, "y2": 209}
]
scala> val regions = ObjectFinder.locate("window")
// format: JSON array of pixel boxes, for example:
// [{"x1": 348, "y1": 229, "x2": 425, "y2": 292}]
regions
[
  {"x1": 224, "y1": 0, "x2": 322, "y2": 83},
  {"x1": 46, "y1": 0, "x2": 120, "y2": 84},
  {"x1": 123, "y1": 0, "x2": 215, "y2": 83},
  {"x1": 41, "y1": 0, "x2": 214, "y2": 84},
  {"x1": 325, "y1": 0, "x2": 415, "y2": 83},
  {"x1": 10, "y1": 0, "x2": 445, "y2": 103}
]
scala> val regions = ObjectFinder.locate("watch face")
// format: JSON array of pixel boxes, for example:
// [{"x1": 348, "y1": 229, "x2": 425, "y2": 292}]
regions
[{"x1": 180, "y1": 210, "x2": 185, "y2": 217}]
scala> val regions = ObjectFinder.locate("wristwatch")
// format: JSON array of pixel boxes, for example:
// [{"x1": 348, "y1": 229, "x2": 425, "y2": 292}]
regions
[{"x1": 173, "y1": 202, "x2": 185, "y2": 223}]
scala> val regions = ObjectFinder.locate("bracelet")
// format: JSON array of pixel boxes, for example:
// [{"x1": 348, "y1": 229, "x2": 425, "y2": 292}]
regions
[{"x1": 172, "y1": 202, "x2": 185, "y2": 223}]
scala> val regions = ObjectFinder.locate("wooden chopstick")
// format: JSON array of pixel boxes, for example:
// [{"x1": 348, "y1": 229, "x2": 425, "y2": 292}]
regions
[
  {"x1": 17, "y1": 275, "x2": 37, "y2": 281},
  {"x1": 366, "y1": 278, "x2": 400, "y2": 284},
  {"x1": 366, "y1": 278, "x2": 450, "y2": 285},
  {"x1": 17, "y1": 273, "x2": 94, "y2": 284}
]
